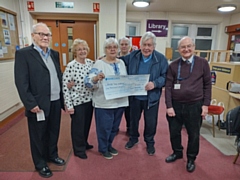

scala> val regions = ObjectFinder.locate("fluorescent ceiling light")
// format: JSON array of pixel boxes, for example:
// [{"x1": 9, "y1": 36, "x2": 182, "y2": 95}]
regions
[
  {"x1": 217, "y1": 4, "x2": 236, "y2": 12},
  {"x1": 132, "y1": 0, "x2": 150, "y2": 8}
]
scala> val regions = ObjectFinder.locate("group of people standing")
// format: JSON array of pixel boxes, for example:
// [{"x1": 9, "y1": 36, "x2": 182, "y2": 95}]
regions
[{"x1": 14, "y1": 22, "x2": 211, "y2": 178}]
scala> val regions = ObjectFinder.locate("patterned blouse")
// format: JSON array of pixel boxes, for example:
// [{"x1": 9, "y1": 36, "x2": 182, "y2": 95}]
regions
[{"x1": 62, "y1": 58, "x2": 94, "y2": 109}]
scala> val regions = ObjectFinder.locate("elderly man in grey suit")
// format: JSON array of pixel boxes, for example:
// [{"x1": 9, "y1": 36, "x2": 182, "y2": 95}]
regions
[{"x1": 14, "y1": 23, "x2": 65, "y2": 178}]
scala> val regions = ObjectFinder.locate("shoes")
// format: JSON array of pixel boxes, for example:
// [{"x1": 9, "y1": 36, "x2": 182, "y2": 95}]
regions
[
  {"x1": 125, "y1": 140, "x2": 139, "y2": 150},
  {"x1": 86, "y1": 144, "x2": 94, "y2": 150},
  {"x1": 186, "y1": 160, "x2": 195, "y2": 172},
  {"x1": 75, "y1": 153, "x2": 88, "y2": 159},
  {"x1": 49, "y1": 157, "x2": 66, "y2": 166},
  {"x1": 101, "y1": 151, "x2": 113, "y2": 160},
  {"x1": 108, "y1": 147, "x2": 118, "y2": 156},
  {"x1": 165, "y1": 153, "x2": 183, "y2": 163},
  {"x1": 147, "y1": 146, "x2": 155, "y2": 156},
  {"x1": 37, "y1": 166, "x2": 52, "y2": 178}
]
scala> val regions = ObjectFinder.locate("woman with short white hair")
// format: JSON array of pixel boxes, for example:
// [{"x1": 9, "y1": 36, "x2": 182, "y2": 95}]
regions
[{"x1": 85, "y1": 37, "x2": 128, "y2": 160}]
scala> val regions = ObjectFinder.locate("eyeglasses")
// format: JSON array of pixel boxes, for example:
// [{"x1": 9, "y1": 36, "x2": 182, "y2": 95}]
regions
[
  {"x1": 34, "y1": 32, "x2": 52, "y2": 38},
  {"x1": 180, "y1": 44, "x2": 194, "y2": 50},
  {"x1": 106, "y1": 46, "x2": 118, "y2": 50}
]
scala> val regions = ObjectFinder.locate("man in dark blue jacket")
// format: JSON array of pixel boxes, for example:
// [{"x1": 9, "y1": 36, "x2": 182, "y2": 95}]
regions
[{"x1": 121, "y1": 32, "x2": 168, "y2": 155}]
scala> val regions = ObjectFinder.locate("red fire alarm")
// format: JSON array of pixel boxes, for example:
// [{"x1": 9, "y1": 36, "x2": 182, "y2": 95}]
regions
[
  {"x1": 27, "y1": 1, "x2": 34, "y2": 11},
  {"x1": 93, "y1": 3, "x2": 100, "y2": 13}
]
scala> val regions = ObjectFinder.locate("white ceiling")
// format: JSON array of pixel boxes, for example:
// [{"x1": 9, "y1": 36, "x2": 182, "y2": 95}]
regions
[{"x1": 126, "y1": 0, "x2": 240, "y2": 14}]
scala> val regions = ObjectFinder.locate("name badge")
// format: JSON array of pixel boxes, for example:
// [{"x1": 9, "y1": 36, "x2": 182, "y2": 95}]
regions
[{"x1": 174, "y1": 84, "x2": 181, "y2": 89}]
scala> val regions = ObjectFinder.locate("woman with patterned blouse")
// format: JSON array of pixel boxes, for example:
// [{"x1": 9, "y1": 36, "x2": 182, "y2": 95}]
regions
[
  {"x1": 85, "y1": 38, "x2": 128, "y2": 160},
  {"x1": 62, "y1": 39, "x2": 94, "y2": 159}
]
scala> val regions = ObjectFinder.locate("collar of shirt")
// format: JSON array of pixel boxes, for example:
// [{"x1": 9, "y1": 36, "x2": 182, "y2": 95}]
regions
[
  {"x1": 142, "y1": 53, "x2": 152, "y2": 63},
  {"x1": 33, "y1": 43, "x2": 51, "y2": 60},
  {"x1": 182, "y1": 55, "x2": 193, "y2": 63}
]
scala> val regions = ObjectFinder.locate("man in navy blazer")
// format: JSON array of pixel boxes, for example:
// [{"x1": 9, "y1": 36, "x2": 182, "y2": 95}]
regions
[{"x1": 14, "y1": 23, "x2": 65, "y2": 178}]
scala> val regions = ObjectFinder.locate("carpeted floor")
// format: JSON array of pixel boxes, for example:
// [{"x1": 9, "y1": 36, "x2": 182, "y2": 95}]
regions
[
  {"x1": 1, "y1": 92, "x2": 240, "y2": 179},
  {"x1": 0, "y1": 113, "x2": 72, "y2": 171}
]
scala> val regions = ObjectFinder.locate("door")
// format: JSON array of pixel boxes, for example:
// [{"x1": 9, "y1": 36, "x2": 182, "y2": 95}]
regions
[{"x1": 38, "y1": 20, "x2": 96, "y2": 72}]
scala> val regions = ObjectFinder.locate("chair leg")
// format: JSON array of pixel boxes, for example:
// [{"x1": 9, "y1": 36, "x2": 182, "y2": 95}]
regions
[
  {"x1": 218, "y1": 115, "x2": 221, "y2": 130},
  {"x1": 211, "y1": 115, "x2": 215, "y2": 137},
  {"x1": 233, "y1": 152, "x2": 239, "y2": 164}
]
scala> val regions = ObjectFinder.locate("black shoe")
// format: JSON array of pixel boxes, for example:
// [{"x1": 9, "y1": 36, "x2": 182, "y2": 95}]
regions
[
  {"x1": 125, "y1": 140, "x2": 139, "y2": 150},
  {"x1": 165, "y1": 153, "x2": 183, "y2": 163},
  {"x1": 186, "y1": 160, "x2": 195, "y2": 172},
  {"x1": 37, "y1": 166, "x2": 52, "y2": 178},
  {"x1": 86, "y1": 144, "x2": 94, "y2": 150},
  {"x1": 75, "y1": 153, "x2": 88, "y2": 159},
  {"x1": 50, "y1": 157, "x2": 66, "y2": 166},
  {"x1": 147, "y1": 146, "x2": 155, "y2": 156}
]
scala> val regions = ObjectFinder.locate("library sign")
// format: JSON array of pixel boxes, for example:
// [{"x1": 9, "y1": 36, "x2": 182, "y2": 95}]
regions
[{"x1": 146, "y1": 20, "x2": 168, "y2": 37}]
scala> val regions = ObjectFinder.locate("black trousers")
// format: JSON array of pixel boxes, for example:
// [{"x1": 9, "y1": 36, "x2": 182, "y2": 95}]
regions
[
  {"x1": 27, "y1": 99, "x2": 61, "y2": 170},
  {"x1": 167, "y1": 100, "x2": 202, "y2": 161},
  {"x1": 70, "y1": 101, "x2": 93, "y2": 156},
  {"x1": 130, "y1": 97, "x2": 159, "y2": 147}
]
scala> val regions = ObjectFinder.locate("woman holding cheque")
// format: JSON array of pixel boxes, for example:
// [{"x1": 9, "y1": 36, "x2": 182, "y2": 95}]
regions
[{"x1": 85, "y1": 38, "x2": 128, "y2": 160}]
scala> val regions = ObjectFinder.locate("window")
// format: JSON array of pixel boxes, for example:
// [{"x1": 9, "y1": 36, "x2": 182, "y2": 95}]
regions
[
  {"x1": 126, "y1": 22, "x2": 140, "y2": 36},
  {"x1": 171, "y1": 24, "x2": 216, "y2": 60}
]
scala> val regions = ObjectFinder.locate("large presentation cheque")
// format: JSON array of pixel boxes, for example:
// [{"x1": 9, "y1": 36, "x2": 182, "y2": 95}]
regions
[{"x1": 102, "y1": 74, "x2": 150, "y2": 100}]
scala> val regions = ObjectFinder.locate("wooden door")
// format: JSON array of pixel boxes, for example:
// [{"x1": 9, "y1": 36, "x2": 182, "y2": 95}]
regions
[{"x1": 38, "y1": 20, "x2": 96, "y2": 72}]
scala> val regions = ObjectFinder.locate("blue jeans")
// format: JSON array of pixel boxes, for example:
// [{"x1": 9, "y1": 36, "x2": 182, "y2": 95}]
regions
[
  {"x1": 95, "y1": 107, "x2": 125, "y2": 153},
  {"x1": 129, "y1": 97, "x2": 159, "y2": 147}
]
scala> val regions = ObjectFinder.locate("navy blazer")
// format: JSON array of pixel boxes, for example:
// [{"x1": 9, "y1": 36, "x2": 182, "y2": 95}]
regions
[{"x1": 14, "y1": 44, "x2": 64, "y2": 117}]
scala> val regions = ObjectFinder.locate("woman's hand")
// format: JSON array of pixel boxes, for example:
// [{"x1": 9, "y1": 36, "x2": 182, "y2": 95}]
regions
[{"x1": 93, "y1": 72, "x2": 105, "y2": 82}]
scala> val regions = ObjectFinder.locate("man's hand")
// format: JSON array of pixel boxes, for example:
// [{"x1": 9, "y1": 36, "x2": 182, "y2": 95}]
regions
[
  {"x1": 30, "y1": 106, "x2": 41, "y2": 113},
  {"x1": 167, "y1": 107, "x2": 176, "y2": 117},
  {"x1": 201, "y1": 105, "x2": 208, "y2": 119},
  {"x1": 145, "y1": 82, "x2": 154, "y2": 91}
]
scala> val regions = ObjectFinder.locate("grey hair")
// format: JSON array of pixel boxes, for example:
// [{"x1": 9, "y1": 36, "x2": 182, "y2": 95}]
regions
[
  {"x1": 118, "y1": 37, "x2": 130, "y2": 45},
  {"x1": 140, "y1": 31, "x2": 156, "y2": 48},
  {"x1": 177, "y1": 36, "x2": 195, "y2": 48},
  {"x1": 103, "y1": 37, "x2": 119, "y2": 54},
  {"x1": 32, "y1": 22, "x2": 50, "y2": 33}
]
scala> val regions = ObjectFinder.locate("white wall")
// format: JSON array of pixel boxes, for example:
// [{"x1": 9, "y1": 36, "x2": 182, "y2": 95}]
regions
[{"x1": 229, "y1": 13, "x2": 240, "y2": 25}]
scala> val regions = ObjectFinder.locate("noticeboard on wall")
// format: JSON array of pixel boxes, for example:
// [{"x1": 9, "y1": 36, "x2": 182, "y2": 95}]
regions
[{"x1": 0, "y1": 6, "x2": 19, "y2": 60}]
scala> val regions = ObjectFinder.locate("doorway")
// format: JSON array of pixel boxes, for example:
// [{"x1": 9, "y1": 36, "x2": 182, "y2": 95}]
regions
[{"x1": 38, "y1": 19, "x2": 96, "y2": 71}]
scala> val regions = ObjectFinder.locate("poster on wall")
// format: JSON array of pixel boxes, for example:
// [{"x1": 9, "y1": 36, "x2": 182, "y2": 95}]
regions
[
  {"x1": 0, "y1": 12, "x2": 8, "y2": 28},
  {"x1": 3, "y1": 29, "x2": 11, "y2": 45},
  {"x1": 7, "y1": 14, "x2": 15, "y2": 31}
]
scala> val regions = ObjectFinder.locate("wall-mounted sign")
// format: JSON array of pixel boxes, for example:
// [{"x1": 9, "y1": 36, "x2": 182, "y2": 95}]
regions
[
  {"x1": 146, "y1": 20, "x2": 168, "y2": 37},
  {"x1": 27, "y1": 1, "x2": 34, "y2": 11},
  {"x1": 212, "y1": 66, "x2": 231, "y2": 74},
  {"x1": 55, "y1": 2, "x2": 74, "y2": 8},
  {"x1": 93, "y1": 3, "x2": 100, "y2": 13},
  {"x1": 106, "y1": 33, "x2": 115, "y2": 39}
]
